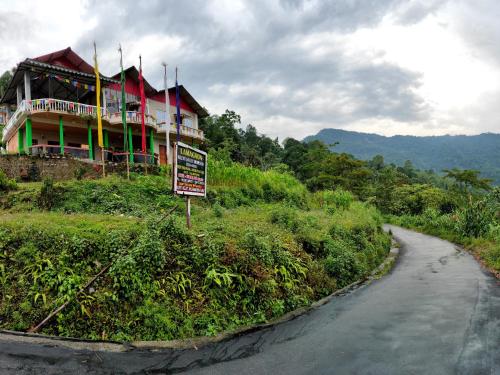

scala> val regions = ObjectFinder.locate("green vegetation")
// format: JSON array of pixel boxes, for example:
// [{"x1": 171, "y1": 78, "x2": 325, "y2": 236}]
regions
[
  {"x1": 0, "y1": 170, "x2": 17, "y2": 192},
  {"x1": 304, "y1": 128, "x2": 500, "y2": 184},
  {"x1": 0, "y1": 160, "x2": 390, "y2": 341},
  {"x1": 2, "y1": 107, "x2": 496, "y2": 342}
]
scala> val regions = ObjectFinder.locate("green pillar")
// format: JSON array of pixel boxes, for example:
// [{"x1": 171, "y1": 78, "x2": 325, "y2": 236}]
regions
[
  {"x1": 87, "y1": 121, "x2": 94, "y2": 160},
  {"x1": 25, "y1": 118, "x2": 32, "y2": 154},
  {"x1": 149, "y1": 128, "x2": 154, "y2": 155},
  {"x1": 104, "y1": 129, "x2": 109, "y2": 148},
  {"x1": 59, "y1": 116, "x2": 64, "y2": 154},
  {"x1": 128, "y1": 125, "x2": 134, "y2": 163},
  {"x1": 18, "y1": 127, "x2": 24, "y2": 154}
]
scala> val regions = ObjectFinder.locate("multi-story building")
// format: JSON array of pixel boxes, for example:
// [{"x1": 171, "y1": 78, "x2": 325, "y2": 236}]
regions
[{"x1": 0, "y1": 47, "x2": 207, "y2": 164}]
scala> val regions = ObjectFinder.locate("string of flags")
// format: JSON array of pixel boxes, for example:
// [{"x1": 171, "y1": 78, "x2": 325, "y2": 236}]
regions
[{"x1": 36, "y1": 73, "x2": 96, "y2": 92}]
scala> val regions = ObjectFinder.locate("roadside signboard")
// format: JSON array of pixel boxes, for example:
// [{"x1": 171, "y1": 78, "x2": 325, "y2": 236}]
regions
[{"x1": 173, "y1": 142, "x2": 207, "y2": 197}]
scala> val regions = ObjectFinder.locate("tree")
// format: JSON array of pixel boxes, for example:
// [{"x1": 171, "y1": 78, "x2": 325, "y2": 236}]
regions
[
  {"x1": 368, "y1": 155, "x2": 385, "y2": 171},
  {"x1": 443, "y1": 168, "x2": 492, "y2": 193},
  {"x1": 0, "y1": 70, "x2": 13, "y2": 98}
]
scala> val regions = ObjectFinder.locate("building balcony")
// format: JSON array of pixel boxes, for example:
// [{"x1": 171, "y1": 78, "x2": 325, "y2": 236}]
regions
[
  {"x1": 157, "y1": 123, "x2": 205, "y2": 140},
  {"x1": 2, "y1": 98, "x2": 204, "y2": 143},
  {"x1": 30, "y1": 144, "x2": 91, "y2": 159},
  {"x1": 29, "y1": 144, "x2": 158, "y2": 165},
  {"x1": 107, "y1": 111, "x2": 157, "y2": 127}
]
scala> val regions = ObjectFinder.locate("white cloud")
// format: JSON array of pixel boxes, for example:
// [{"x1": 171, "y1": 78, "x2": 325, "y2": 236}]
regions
[{"x1": 1, "y1": 0, "x2": 500, "y2": 139}]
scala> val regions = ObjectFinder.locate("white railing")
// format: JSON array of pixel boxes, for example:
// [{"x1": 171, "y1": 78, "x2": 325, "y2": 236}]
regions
[
  {"x1": 28, "y1": 98, "x2": 106, "y2": 117},
  {"x1": 108, "y1": 111, "x2": 158, "y2": 127},
  {"x1": 2, "y1": 98, "x2": 204, "y2": 142},
  {"x1": 157, "y1": 123, "x2": 204, "y2": 140},
  {"x1": 3, "y1": 101, "x2": 27, "y2": 139}
]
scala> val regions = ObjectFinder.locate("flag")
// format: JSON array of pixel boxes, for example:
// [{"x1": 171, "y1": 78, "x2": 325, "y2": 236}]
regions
[
  {"x1": 139, "y1": 56, "x2": 147, "y2": 153},
  {"x1": 119, "y1": 45, "x2": 127, "y2": 151},
  {"x1": 175, "y1": 67, "x2": 181, "y2": 142},
  {"x1": 93, "y1": 43, "x2": 104, "y2": 147}
]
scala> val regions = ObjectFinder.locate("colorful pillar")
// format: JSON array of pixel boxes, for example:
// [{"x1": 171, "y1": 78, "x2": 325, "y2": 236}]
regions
[
  {"x1": 104, "y1": 129, "x2": 109, "y2": 148},
  {"x1": 59, "y1": 115, "x2": 64, "y2": 154},
  {"x1": 149, "y1": 128, "x2": 154, "y2": 155},
  {"x1": 18, "y1": 127, "x2": 24, "y2": 154},
  {"x1": 128, "y1": 125, "x2": 134, "y2": 163},
  {"x1": 25, "y1": 118, "x2": 32, "y2": 154},
  {"x1": 87, "y1": 120, "x2": 94, "y2": 160}
]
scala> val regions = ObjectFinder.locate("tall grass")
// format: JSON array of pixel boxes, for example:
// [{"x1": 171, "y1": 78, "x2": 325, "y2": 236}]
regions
[
  {"x1": 208, "y1": 159, "x2": 308, "y2": 207},
  {"x1": 209, "y1": 159, "x2": 305, "y2": 191}
]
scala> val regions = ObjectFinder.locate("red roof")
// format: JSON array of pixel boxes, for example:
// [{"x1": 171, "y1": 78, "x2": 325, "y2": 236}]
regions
[{"x1": 33, "y1": 47, "x2": 94, "y2": 75}]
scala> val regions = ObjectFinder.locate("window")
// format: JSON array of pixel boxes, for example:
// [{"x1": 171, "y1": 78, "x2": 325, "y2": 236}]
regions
[
  {"x1": 68, "y1": 142, "x2": 81, "y2": 148},
  {"x1": 183, "y1": 116, "x2": 193, "y2": 128}
]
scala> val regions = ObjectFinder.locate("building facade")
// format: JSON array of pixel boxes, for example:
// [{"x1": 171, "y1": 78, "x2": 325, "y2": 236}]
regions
[{"x1": 0, "y1": 47, "x2": 208, "y2": 165}]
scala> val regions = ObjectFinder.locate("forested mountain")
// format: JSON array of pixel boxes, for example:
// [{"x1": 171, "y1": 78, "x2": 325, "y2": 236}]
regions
[{"x1": 304, "y1": 129, "x2": 500, "y2": 184}]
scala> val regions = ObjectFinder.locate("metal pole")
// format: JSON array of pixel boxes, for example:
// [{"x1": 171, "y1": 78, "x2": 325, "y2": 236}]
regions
[
  {"x1": 162, "y1": 62, "x2": 170, "y2": 165},
  {"x1": 186, "y1": 196, "x2": 191, "y2": 229}
]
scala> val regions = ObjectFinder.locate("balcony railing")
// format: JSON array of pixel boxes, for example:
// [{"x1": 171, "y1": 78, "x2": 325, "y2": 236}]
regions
[
  {"x1": 107, "y1": 111, "x2": 157, "y2": 127},
  {"x1": 157, "y1": 123, "x2": 204, "y2": 140},
  {"x1": 2, "y1": 98, "x2": 204, "y2": 142},
  {"x1": 29, "y1": 145, "x2": 158, "y2": 165},
  {"x1": 29, "y1": 144, "x2": 90, "y2": 159},
  {"x1": 28, "y1": 99, "x2": 106, "y2": 118}
]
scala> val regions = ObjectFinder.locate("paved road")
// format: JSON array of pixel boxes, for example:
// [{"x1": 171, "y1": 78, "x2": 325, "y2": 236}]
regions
[{"x1": 1, "y1": 226, "x2": 499, "y2": 374}]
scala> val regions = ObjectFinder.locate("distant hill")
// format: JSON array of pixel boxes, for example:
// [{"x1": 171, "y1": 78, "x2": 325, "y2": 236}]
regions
[{"x1": 304, "y1": 129, "x2": 500, "y2": 184}]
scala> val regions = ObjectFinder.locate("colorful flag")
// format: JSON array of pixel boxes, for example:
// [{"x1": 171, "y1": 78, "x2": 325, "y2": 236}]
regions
[
  {"x1": 175, "y1": 67, "x2": 181, "y2": 142},
  {"x1": 119, "y1": 45, "x2": 127, "y2": 151},
  {"x1": 139, "y1": 55, "x2": 146, "y2": 153},
  {"x1": 93, "y1": 43, "x2": 104, "y2": 148}
]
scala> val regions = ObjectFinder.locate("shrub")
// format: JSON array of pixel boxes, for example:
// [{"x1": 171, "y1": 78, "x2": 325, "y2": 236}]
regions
[
  {"x1": 269, "y1": 206, "x2": 302, "y2": 233},
  {"x1": 315, "y1": 189, "x2": 354, "y2": 210},
  {"x1": 456, "y1": 200, "x2": 495, "y2": 238},
  {"x1": 37, "y1": 178, "x2": 60, "y2": 210},
  {"x1": 324, "y1": 243, "x2": 363, "y2": 287},
  {"x1": 0, "y1": 170, "x2": 17, "y2": 192}
]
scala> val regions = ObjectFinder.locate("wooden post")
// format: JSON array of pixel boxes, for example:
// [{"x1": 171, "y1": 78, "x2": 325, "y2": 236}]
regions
[
  {"x1": 101, "y1": 148, "x2": 106, "y2": 177},
  {"x1": 186, "y1": 196, "x2": 191, "y2": 229}
]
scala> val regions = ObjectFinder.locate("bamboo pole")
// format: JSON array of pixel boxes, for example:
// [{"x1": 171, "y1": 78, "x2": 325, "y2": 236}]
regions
[{"x1": 28, "y1": 263, "x2": 111, "y2": 333}]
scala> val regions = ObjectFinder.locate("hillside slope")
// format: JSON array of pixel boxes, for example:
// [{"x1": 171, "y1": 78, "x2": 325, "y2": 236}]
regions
[
  {"x1": 304, "y1": 129, "x2": 500, "y2": 184},
  {"x1": 0, "y1": 164, "x2": 390, "y2": 341}
]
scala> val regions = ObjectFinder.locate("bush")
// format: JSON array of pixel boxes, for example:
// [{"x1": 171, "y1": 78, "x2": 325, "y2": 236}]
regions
[
  {"x1": 456, "y1": 200, "x2": 495, "y2": 238},
  {"x1": 0, "y1": 170, "x2": 17, "y2": 192},
  {"x1": 315, "y1": 189, "x2": 354, "y2": 210},
  {"x1": 37, "y1": 178, "x2": 60, "y2": 210},
  {"x1": 324, "y1": 241, "x2": 363, "y2": 287}
]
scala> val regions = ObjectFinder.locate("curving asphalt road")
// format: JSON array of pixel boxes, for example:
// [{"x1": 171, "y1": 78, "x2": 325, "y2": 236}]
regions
[{"x1": 1, "y1": 226, "x2": 499, "y2": 374}]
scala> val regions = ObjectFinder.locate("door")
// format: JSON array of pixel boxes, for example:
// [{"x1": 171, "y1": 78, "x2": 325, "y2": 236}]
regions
[{"x1": 159, "y1": 145, "x2": 167, "y2": 165}]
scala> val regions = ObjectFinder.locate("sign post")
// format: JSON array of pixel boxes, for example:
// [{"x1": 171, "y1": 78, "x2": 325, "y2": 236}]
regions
[{"x1": 173, "y1": 142, "x2": 207, "y2": 229}]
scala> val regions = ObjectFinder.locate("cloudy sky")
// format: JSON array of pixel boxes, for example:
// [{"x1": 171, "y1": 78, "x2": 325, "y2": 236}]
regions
[{"x1": 1, "y1": 0, "x2": 499, "y2": 139}]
